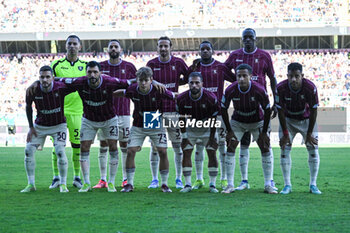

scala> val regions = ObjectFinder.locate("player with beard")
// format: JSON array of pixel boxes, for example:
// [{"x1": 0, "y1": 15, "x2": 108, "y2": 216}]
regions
[
  {"x1": 276, "y1": 63, "x2": 321, "y2": 195},
  {"x1": 224, "y1": 28, "x2": 278, "y2": 191},
  {"x1": 22, "y1": 66, "x2": 74, "y2": 193},
  {"x1": 146, "y1": 36, "x2": 188, "y2": 189},
  {"x1": 221, "y1": 64, "x2": 276, "y2": 194},
  {"x1": 177, "y1": 72, "x2": 220, "y2": 193},
  {"x1": 93, "y1": 40, "x2": 137, "y2": 189}
]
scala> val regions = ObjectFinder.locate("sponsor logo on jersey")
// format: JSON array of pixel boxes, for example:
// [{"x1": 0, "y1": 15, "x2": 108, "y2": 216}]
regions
[
  {"x1": 102, "y1": 70, "x2": 110, "y2": 73},
  {"x1": 204, "y1": 87, "x2": 218, "y2": 92},
  {"x1": 236, "y1": 59, "x2": 243, "y2": 62},
  {"x1": 154, "y1": 68, "x2": 161, "y2": 71},
  {"x1": 232, "y1": 97, "x2": 240, "y2": 101},
  {"x1": 165, "y1": 83, "x2": 176, "y2": 88},
  {"x1": 41, "y1": 107, "x2": 61, "y2": 114},
  {"x1": 78, "y1": 66, "x2": 84, "y2": 71},
  {"x1": 35, "y1": 96, "x2": 44, "y2": 100},
  {"x1": 84, "y1": 100, "x2": 107, "y2": 106},
  {"x1": 61, "y1": 67, "x2": 69, "y2": 70},
  {"x1": 82, "y1": 90, "x2": 90, "y2": 94},
  {"x1": 285, "y1": 97, "x2": 292, "y2": 100},
  {"x1": 184, "y1": 106, "x2": 192, "y2": 108}
]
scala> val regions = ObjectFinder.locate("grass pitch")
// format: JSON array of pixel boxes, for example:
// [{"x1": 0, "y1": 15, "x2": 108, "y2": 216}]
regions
[{"x1": 0, "y1": 147, "x2": 349, "y2": 232}]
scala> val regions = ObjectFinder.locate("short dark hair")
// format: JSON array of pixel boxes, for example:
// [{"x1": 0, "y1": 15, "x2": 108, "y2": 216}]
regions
[
  {"x1": 236, "y1": 63, "x2": 253, "y2": 74},
  {"x1": 108, "y1": 39, "x2": 121, "y2": 46},
  {"x1": 158, "y1": 36, "x2": 172, "y2": 46},
  {"x1": 200, "y1": 41, "x2": 213, "y2": 50},
  {"x1": 287, "y1": 62, "x2": 303, "y2": 73},
  {"x1": 66, "y1": 35, "x2": 81, "y2": 43},
  {"x1": 39, "y1": 65, "x2": 53, "y2": 74},
  {"x1": 86, "y1": 61, "x2": 101, "y2": 71},
  {"x1": 242, "y1": 28, "x2": 256, "y2": 37},
  {"x1": 188, "y1": 72, "x2": 203, "y2": 82}
]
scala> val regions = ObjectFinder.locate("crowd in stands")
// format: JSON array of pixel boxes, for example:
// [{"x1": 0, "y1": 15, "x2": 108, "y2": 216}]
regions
[
  {"x1": 0, "y1": 0, "x2": 346, "y2": 32},
  {"x1": 1, "y1": 50, "x2": 350, "y2": 124}
]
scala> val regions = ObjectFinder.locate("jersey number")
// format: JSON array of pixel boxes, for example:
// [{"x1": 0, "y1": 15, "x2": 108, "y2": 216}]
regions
[{"x1": 57, "y1": 132, "x2": 67, "y2": 142}]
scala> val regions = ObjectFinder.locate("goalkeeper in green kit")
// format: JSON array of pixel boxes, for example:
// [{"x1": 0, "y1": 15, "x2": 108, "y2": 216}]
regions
[{"x1": 49, "y1": 35, "x2": 87, "y2": 189}]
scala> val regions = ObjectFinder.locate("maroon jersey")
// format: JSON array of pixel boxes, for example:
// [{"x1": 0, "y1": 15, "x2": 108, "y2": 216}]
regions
[
  {"x1": 62, "y1": 75, "x2": 129, "y2": 122},
  {"x1": 27, "y1": 81, "x2": 73, "y2": 126},
  {"x1": 187, "y1": 59, "x2": 235, "y2": 106},
  {"x1": 176, "y1": 89, "x2": 220, "y2": 120},
  {"x1": 224, "y1": 48, "x2": 275, "y2": 89},
  {"x1": 100, "y1": 59, "x2": 137, "y2": 116},
  {"x1": 222, "y1": 81, "x2": 270, "y2": 123},
  {"x1": 276, "y1": 79, "x2": 319, "y2": 120},
  {"x1": 124, "y1": 83, "x2": 175, "y2": 127},
  {"x1": 146, "y1": 56, "x2": 188, "y2": 112}
]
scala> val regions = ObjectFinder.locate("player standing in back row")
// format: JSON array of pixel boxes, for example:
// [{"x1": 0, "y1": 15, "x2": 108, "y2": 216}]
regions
[
  {"x1": 93, "y1": 40, "x2": 137, "y2": 189},
  {"x1": 224, "y1": 28, "x2": 277, "y2": 191},
  {"x1": 146, "y1": 36, "x2": 188, "y2": 189},
  {"x1": 50, "y1": 35, "x2": 87, "y2": 189}
]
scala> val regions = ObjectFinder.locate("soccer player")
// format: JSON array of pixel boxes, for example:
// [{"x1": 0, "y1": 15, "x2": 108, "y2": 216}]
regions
[
  {"x1": 93, "y1": 39, "x2": 137, "y2": 189},
  {"x1": 146, "y1": 36, "x2": 188, "y2": 189},
  {"x1": 221, "y1": 64, "x2": 276, "y2": 194},
  {"x1": 59, "y1": 61, "x2": 131, "y2": 192},
  {"x1": 116, "y1": 67, "x2": 175, "y2": 193},
  {"x1": 187, "y1": 41, "x2": 235, "y2": 190},
  {"x1": 224, "y1": 28, "x2": 278, "y2": 191},
  {"x1": 21, "y1": 66, "x2": 73, "y2": 193},
  {"x1": 177, "y1": 72, "x2": 220, "y2": 193},
  {"x1": 50, "y1": 35, "x2": 87, "y2": 189},
  {"x1": 5, "y1": 108, "x2": 16, "y2": 147},
  {"x1": 276, "y1": 63, "x2": 321, "y2": 195}
]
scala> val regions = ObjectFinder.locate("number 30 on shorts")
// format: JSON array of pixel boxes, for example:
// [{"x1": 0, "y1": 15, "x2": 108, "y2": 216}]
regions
[{"x1": 57, "y1": 132, "x2": 67, "y2": 142}]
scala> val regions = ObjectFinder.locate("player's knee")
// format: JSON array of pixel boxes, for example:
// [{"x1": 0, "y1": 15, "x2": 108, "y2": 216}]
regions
[
  {"x1": 100, "y1": 140, "x2": 108, "y2": 147},
  {"x1": 157, "y1": 148, "x2": 167, "y2": 158},
  {"x1": 24, "y1": 144, "x2": 36, "y2": 158},
  {"x1": 119, "y1": 141, "x2": 127, "y2": 149},
  {"x1": 120, "y1": 147, "x2": 127, "y2": 154},
  {"x1": 241, "y1": 133, "x2": 251, "y2": 146},
  {"x1": 109, "y1": 151, "x2": 119, "y2": 164},
  {"x1": 80, "y1": 151, "x2": 89, "y2": 162},
  {"x1": 172, "y1": 142, "x2": 182, "y2": 153},
  {"x1": 55, "y1": 145, "x2": 66, "y2": 158}
]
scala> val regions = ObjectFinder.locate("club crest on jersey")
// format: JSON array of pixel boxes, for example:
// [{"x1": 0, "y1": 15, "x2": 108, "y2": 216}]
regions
[
  {"x1": 202, "y1": 104, "x2": 206, "y2": 108},
  {"x1": 255, "y1": 59, "x2": 259, "y2": 63},
  {"x1": 251, "y1": 97, "x2": 255, "y2": 101},
  {"x1": 55, "y1": 92, "x2": 59, "y2": 97},
  {"x1": 152, "y1": 97, "x2": 156, "y2": 102},
  {"x1": 172, "y1": 66, "x2": 176, "y2": 70},
  {"x1": 300, "y1": 95, "x2": 305, "y2": 99},
  {"x1": 103, "y1": 90, "x2": 107, "y2": 95},
  {"x1": 213, "y1": 70, "x2": 217, "y2": 74},
  {"x1": 78, "y1": 66, "x2": 84, "y2": 71},
  {"x1": 122, "y1": 69, "x2": 125, "y2": 74}
]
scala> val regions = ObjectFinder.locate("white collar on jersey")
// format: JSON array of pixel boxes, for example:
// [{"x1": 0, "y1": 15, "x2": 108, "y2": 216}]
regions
[
  {"x1": 158, "y1": 56, "x2": 172, "y2": 64},
  {"x1": 238, "y1": 81, "x2": 252, "y2": 94},
  {"x1": 137, "y1": 84, "x2": 153, "y2": 95},
  {"x1": 189, "y1": 88, "x2": 203, "y2": 101},
  {"x1": 243, "y1": 47, "x2": 258, "y2": 55},
  {"x1": 108, "y1": 59, "x2": 122, "y2": 66},
  {"x1": 200, "y1": 59, "x2": 215, "y2": 67},
  {"x1": 40, "y1": 82, "x2": 54, "y2": 93}
]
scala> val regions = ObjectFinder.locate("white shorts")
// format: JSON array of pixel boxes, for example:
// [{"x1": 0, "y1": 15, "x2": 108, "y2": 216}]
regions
[
  {"x1": 80, "y1": 116, "x2": 119, "y2": 141},
  {"x1": 279, "y1": 117, "x2": 318, "y2": 146},
  {"x1": 128, "y1": 126, "x2": 167, "y2": 148},
  {"x1": 163, "y1": 112, "x2": 182, "y2": 143},
  {"x1": 216, "y1": 115, "x2": 226, "y2": 144},
  {"x1": 97, "y1": 115, "x2": 131, "y2": 142},
  {"x1": 230, "y1": 120, "x2": 267, "y2": 142},
  {"x1": 28, "y1": 123, "x2": 67, "y2": 148},
  {"x1": 184, "y1": 127, "x2": 217, "y2": 151}
]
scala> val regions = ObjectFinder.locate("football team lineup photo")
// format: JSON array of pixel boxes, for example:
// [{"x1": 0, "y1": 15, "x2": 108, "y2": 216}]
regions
[{"x1": 0, "y1": 1, "x2": 349, "y2": 232}]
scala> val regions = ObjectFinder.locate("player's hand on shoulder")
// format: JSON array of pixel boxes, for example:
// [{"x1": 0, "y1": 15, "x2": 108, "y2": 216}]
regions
[
  {"x1": 192, "y1": 58, "x2": 201, "y2": 70},
  {"x1": 26, "y1": 127, "x2": 37, "y2": 143},
  {"x1": 152, "y1": 80, "x2": 166, "y2": 94},
  {"x1": 27, "y1": 80, "x2": 40, "y2": 96}
]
